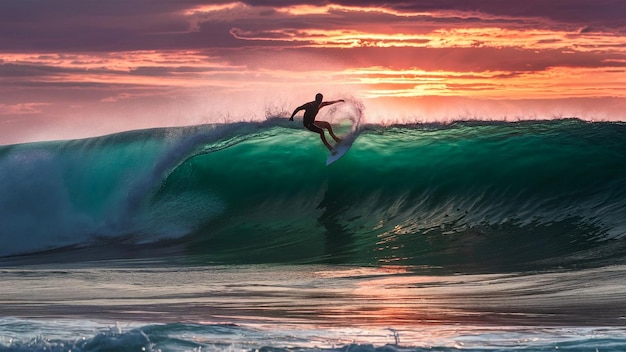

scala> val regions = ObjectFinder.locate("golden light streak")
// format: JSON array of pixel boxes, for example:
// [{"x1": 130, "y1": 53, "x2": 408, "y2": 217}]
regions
[
  {"x1": 231, "y1": 26, "x2": 626, "y2": 52},
  {"x1": 340, "y1": 66, "x2": 626, "y2": 100},
  {"x1": 276, "y1": 4, "x2": 435, "y2": 18},
  {"x1": 430, "y1": 27, "x2": 626, "y2": 52},
  {"x1": 229, "y1": 28, "x2": 433, "y2": 48},
  {"x1": 183, "y1": 2, "x2": 246, "y2": 15}
]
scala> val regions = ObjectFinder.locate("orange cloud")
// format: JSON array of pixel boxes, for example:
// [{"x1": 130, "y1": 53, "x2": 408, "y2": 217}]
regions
[
  {"x1": 348, "y1": 66, "x2": 626, "y2": 100},
  {"x1": 229, "y1": 25, "x2": 626, "y2": 53}
]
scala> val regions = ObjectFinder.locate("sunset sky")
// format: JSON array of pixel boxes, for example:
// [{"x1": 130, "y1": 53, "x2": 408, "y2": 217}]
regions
[{"x1": 1, "y1": 0, "x2": 625, "y2": 144}]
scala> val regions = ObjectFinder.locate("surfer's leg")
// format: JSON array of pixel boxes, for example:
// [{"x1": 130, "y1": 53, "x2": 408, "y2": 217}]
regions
[
  {"x1": 319, "y1": 132, "x2": 333, "y2": 152},
  {"x1": 306, "y1": 123, "x2": 333, "y2": 151},
  {"x1": 315, "y1": 121, "x2": 341, "y2": 143}
]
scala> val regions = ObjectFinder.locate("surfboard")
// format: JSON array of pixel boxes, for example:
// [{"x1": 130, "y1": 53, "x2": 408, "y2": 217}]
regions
[{"x1": 326, "y1": 139, "x2": 353, "y2": 166}]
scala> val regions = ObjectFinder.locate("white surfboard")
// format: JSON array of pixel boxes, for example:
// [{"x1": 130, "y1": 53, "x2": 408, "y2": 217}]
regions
[{"x1": 326, "y1": 139, "x2": 353, "y2": 166}]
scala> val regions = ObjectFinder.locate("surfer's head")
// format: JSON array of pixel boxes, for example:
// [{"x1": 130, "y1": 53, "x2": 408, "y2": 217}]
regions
[{"x1": 315, "y1": 93, "x2": 323, "y2": 102}]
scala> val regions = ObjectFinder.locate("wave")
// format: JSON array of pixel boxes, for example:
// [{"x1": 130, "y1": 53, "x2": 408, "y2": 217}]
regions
[{"x1": 1, "y1": 111, "x2": 625, "y2": 271}]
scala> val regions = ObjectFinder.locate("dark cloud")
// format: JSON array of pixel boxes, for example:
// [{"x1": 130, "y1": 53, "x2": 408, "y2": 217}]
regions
[
  {"x1": 0, "y1": 0, "x2": 200, "y2": 21},
  {"x1": 0, "y1": 62, "x2": 127, "y2": 80},
  {"x1": 0, "y1": 63, "x2": 59, "y2": 77},
  {"x1": 0, "y1": 0, "x2": 194, "y2": 51}
]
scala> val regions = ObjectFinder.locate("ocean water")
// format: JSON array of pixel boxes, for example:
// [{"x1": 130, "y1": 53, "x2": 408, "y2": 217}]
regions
[{"x1": 1, "y1": 105, "x2": 626, "y2": 351}]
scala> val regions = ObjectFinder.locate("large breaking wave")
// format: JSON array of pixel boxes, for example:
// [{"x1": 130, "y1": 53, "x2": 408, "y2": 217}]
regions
[{"x1": 1, "y1": 107, "x2": 625, "y2": 271}]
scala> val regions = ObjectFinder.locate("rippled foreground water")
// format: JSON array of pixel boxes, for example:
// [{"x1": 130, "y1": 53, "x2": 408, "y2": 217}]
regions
[{"x1": 2, "y1": 262, "x2": 626, "y2": 351}]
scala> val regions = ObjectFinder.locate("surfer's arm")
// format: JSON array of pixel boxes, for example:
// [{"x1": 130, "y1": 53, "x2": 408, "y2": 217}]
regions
[
  {"x1": 320, "y1": 99, "x2": 345, "y2": 108},
  {"x1": 289, "y1": 105, "x2": 305, "y2": 121}
]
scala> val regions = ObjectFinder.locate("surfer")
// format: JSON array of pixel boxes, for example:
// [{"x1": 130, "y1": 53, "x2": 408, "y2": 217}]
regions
[{"x1": 289, "y1": 93, "x2": 344, "y2": 152}]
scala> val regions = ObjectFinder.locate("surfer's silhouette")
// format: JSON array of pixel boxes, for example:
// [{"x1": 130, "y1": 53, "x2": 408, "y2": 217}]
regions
[{"x1": 289, "y1": 93, "x2": 344, "y2": 152}]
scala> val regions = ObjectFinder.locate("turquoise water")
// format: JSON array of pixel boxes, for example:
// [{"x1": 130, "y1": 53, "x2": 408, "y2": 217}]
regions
[
  {"x1": 1, "y1": 114, "x2": 626, "y2": 351},
  {"x1": 1, "y1": 118, "x2": 624, "y2": 271}
]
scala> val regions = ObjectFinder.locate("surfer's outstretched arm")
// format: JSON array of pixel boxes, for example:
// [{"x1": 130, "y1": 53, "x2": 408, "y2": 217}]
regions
[{"x1": 320, "y1": 99, "x2": 344, "y2": 108}]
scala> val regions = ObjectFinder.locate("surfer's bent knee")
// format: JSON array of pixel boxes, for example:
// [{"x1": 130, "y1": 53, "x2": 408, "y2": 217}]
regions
[{"x1": 305, "y1": 122, "x2": 324, "y2": 134}]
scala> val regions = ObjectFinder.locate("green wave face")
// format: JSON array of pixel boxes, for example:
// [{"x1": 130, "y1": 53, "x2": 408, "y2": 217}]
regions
[
  {"x1": 157, "y1": 120, "x2": 626, "y2": 270},
  {"x1": 2, "y1": 119, "x2": 625, "y2": 271}
]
